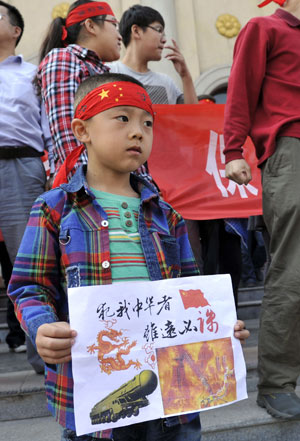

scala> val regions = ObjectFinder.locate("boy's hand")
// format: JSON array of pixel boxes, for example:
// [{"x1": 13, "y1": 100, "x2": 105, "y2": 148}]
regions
[
  {"x1": 234, "y1": 320, "x2": 250, "y2": 344},
  {"x1": 36, "y1": 322, "x2": 77, "y2": 364},
  {"x1": 164, "y1": 39, "x2": 190, "y2": 78}
]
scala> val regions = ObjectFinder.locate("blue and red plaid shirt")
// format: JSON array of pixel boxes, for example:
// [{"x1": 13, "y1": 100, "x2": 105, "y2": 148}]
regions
[
  {"x1": 37, "y1": 45, "x2": 109, "y2": 176},
  {"x1": 8, "y1": 167, "x2": 200, "y2": 437}
]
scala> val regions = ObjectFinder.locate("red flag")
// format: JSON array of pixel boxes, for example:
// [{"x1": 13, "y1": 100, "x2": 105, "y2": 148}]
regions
[{"x1": 179, "y1": 289, "x2": 210, "y2": 309}]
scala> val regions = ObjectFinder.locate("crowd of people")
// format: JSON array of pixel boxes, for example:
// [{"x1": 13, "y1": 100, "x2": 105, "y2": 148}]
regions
[{"x1": 0, "y1": 0, "x2": 299, "y2": 439}]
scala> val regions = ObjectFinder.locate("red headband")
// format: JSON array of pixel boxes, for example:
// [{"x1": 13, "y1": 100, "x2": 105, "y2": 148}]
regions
[
  {"x1": 75, "y1": 81, "x2": 154, "y2": 120},
  {"x1": 62, "y1": 2, "x2": 115, "y2": 41},
  {"x1": 258, "y1": 0, "x2": 285, "y2": 7}
]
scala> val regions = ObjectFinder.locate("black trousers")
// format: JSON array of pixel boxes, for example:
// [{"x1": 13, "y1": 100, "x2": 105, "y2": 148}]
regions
[{"x1": 0, "y1": 241, "x2": 25, "y2": 347}]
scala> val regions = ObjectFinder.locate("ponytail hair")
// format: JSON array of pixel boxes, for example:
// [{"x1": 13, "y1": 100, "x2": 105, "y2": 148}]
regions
[
  {"x1": 38, "y1": 0, "x2": 106, "y2": 63},
  {"x1": 39, "y1": 17, "x2": 65, "y2": 62}
]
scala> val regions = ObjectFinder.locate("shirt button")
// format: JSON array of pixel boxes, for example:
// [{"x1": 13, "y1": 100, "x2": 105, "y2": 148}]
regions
[
  {"x1": 121, "y1": 202, "x2": 128, "y2": 209},
  {"x1": 101, "y1": 220, "x2": 109, "y2": 227},
  {"x1": 125, "y1": 220, "x2": 133, "y2": 227},
  {"x1": 124, "y1": 211, "x2": 131, "y2": 218},
  {"x1": 102, "y1": 261, "x2": 110, "y2": 269}
]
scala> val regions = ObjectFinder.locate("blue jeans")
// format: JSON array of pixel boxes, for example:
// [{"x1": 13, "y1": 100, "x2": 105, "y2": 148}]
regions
[{"x1": 61, "y1": 417, "x2": 201, "y2": 441}]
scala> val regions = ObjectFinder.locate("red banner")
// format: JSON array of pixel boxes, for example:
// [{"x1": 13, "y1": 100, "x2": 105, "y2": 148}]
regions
[{"x1": 148, "y1": 104, "x2": 263, "y2": 220}]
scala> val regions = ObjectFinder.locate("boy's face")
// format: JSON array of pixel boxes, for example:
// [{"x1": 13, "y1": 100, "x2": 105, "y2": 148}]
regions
[
  {"x1": 140, "y1": 21, "x2": 166, "y2": 61},
  {"x1": 84, "y1": 105, "x2": 153, "y2": 176}
]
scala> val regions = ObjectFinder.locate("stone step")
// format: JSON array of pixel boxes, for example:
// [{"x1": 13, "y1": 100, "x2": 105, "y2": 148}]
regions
[
  {"x1": 0, "y1": 370, "x2": 51, "y2": 421},
  {"x1": 2, "y1": 366, "x2": 300, "y2": 441},
  {"x1": 0, "y1": 306, "x2": 7, "y2": 325},
  {"x1": 0, "y1": 323, "x2": 8, "y2": 343},
  {"x1": 201, "y1": 387, "x2": 300, "y2": 441},
  {"x1": 1, "y1": 415, "x2": 61, "y2": 441},
  {"x1": 237, "y1": 286, "x2": 264, "y2": 321},
  {"x1": 0, "y1": 290, "x2": 7, "y2": 308}
]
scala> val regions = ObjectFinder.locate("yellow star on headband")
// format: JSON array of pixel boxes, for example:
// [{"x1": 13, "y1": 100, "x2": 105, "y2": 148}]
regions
[{"x1": 99, "y1": 89, "x2": 109, "y2": 100}]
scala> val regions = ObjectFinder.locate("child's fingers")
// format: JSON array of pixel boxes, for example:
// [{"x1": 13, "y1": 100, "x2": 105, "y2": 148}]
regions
[
  {"x1": 39, "y1": 334, "x2": 75, "y2": 350},
  {"x1": 39, "y1": 352, "x2": 72, "y2": 365},
  {"x1": 38, "y1": 321, "x2": 77, "y2": 339},
  {"x1": 38, "y1": 346, "x2": 72, "y2": 364},
  {"x1": 234, "y1": 319, "x2": 245, "y2": 331}
]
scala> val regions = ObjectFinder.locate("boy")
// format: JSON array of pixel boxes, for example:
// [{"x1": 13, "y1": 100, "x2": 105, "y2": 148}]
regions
[
  {"x1": 8, "y1": 73, "x2": 248, "y2": 440},
  {"x1": 108, "y1": 5, "x2": 197, "y2": 105}
]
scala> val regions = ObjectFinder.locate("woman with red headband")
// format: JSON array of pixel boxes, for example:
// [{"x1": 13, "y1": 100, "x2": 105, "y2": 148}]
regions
[{"x1": 36, "y1": 0, "x2": 122, "y2": 179}]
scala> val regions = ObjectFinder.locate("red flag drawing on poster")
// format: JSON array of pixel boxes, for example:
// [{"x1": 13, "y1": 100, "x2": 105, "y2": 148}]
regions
[
  {"x1": 148, "y1": 104, "x2": 262, "y2": 220},
  {"x1": 179, "y1": 289, "x2": 210, "y2": 309}
]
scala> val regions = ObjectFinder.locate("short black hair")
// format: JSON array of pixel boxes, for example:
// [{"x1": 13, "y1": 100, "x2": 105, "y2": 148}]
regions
[
  {"x1": 197, "y1": 94, "x2": 216, "y2": 103},
  {"x1": 74, "y1": 72, "x2": 146, "y2": 112},
  {"x1": 0, "y1": 1, "x2": 24, "y2": 46},
  {"x1": 119, "y1": 4, "x2": 164, "y2": 47}
]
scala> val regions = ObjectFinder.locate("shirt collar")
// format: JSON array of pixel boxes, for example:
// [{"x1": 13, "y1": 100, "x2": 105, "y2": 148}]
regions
[
  {"x1": 61, "y1": 165, "x2": 159, "y2": 203},
  {"x1": 0, "y1": 54, "x2": 23, "y2": 66},
  {"x1": 67, "y1": 44, "x2": 104, "y2": 64},
  {"x1": 274, "y1": 8, "x2": 300, "y2": 27}
]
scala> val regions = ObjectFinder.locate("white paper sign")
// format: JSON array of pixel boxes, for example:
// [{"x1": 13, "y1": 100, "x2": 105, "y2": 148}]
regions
[{"x1": 68, "y1": 274, "x2": 247, "y2": 436}]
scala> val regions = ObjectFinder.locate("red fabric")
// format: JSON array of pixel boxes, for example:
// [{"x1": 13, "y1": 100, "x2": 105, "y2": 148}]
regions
[
  {"x1": 65, "y1": 2, "x2": 114, "y2": 27},
  {"x1": 41, "y1": 150, "x2": 50, "y2": 178},
  {"x1": 258, "y1": 0, "x2": 285, "y2": 7},
  {"x1": 53, "y1": 144, "x2": 86, "y2": 188},
  {"x1": 75, "y1": 81, "x2": 154, "y2": 120},
  {"x1": 62, "y1": 2, "x2": 115, "y2": 41},
  {"x1": 198, "y1": 99, "x2": 215, "y2": 105},
  {"x1": 224, "y1": 9, "x2": 300, "y2": 166},
  {"x1": 148, "y1": 104, "x2": 262, "y2": 220}
]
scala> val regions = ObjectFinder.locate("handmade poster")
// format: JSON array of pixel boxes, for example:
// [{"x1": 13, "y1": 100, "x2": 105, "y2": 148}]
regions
[{"x1": 68, "y1": 274, "x2": 247, "y2": 436}]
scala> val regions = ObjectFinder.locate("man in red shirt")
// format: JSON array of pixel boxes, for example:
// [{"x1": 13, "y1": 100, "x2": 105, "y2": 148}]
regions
[{"x1": 224, "y1": 0, "x2": 300, "y2": 419}]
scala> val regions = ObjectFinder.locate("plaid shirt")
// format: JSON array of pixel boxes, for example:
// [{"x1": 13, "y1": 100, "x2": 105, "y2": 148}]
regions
[
  {"x1": 8, "y1": 166, "x2": 200, "y2": 437},
  {"x1": 37, "y1": 45, "x2": 109, "y2": 176}
]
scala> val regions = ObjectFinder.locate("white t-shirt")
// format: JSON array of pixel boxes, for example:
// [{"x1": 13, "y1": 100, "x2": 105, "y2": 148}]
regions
[{"x1": 107, "y1": 61, "x2": 183, "y2": 104}]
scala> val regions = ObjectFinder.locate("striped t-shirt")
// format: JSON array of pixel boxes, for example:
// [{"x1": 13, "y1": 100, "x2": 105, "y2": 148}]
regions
[{"x1": 91, "y1": 188, "x2": 150, "y2": 282}]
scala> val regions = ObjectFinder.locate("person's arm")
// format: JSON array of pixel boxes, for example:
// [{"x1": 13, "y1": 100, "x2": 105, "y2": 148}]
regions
[
  {"x1": 7, "y1": 194, "x2": 63, "y2": 348},
  {"x1": 224, "y1": 20, "x2": 269, "y2": 181},
  {"x1": 38, "y1": 49, "x2": 82, "y2": 168},
  {"x1": 165, "y1": 39, "x2": 198, "y2": 104}
]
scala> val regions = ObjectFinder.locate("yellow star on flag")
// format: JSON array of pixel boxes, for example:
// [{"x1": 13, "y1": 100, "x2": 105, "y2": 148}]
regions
[{"x1": 99, "y1": 89, "x2": 109, "y2": 100}]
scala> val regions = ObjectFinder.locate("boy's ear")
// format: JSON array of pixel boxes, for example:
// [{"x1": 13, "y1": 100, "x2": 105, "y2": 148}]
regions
[
  {"x1": 71, "y1": 118, "x2": 91, "y2": 143},
  {"x1": 131, "y1": 24, "x2": 143, "y2": 40}
]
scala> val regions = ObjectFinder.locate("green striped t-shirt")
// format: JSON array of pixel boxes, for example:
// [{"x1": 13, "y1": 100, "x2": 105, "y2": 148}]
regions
[{"x1": 91, "y1": 188, "x2": 150, "y2": 283}]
